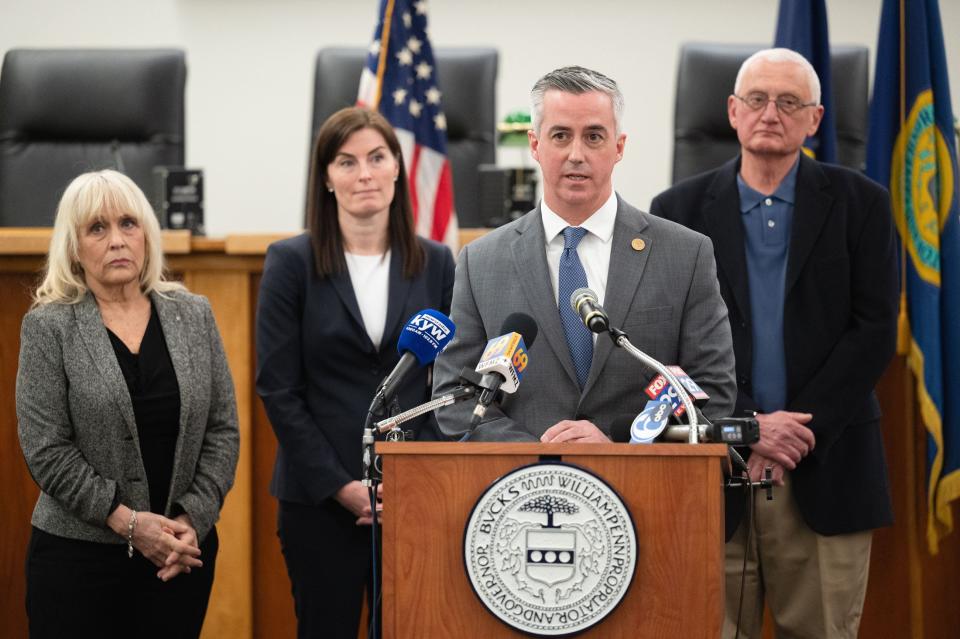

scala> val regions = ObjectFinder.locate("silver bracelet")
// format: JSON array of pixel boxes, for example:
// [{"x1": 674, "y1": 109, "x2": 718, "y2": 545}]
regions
[{"x1": 126, "y1": 510, "x2": 138, "y2": 559}]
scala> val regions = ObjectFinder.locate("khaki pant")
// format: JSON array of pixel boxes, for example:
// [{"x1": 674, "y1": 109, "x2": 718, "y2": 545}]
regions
[{"x1": 722, "y1": 473, "x2": 873, "y2": 639}]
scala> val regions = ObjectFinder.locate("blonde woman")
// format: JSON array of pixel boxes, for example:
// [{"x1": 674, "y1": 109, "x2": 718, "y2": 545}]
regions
[{"x1": 16, "y1": 170, "x2": 239, "y2": 638}]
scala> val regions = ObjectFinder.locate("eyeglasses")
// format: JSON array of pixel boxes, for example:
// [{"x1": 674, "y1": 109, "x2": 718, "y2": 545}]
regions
[{"x1": 734, "y1": 92, "x2": 817, "y2": 115}]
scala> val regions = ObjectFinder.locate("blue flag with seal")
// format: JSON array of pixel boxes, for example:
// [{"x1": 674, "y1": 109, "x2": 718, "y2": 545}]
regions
[
  {"x1": 866, "y1": 0, "x2": 960, "y2": 554},
  {"x1": 774, "y1": 0, "x2": 838, "y2": 162}
]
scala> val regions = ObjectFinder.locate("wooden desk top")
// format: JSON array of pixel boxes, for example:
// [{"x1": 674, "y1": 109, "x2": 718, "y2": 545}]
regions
[{"x1": 0, "y1": 228, "x2": 490, "y2": 257}]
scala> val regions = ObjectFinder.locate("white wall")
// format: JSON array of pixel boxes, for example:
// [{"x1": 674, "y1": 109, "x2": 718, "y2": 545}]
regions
[{"x1": 1, "y1": 0, "x2": 958, "y2": 236}]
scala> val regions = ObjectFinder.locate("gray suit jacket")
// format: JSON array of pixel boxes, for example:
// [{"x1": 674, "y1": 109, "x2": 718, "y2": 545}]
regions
[
  {"x1": 17, "y1": 289, "x2": 239, "y2": 543},
  {"x1": 433, "y1": 196, "x2": 736, "y2": 440}
]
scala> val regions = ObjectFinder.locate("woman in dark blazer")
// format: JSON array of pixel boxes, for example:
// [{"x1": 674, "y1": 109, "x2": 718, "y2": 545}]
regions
[
  {"x1": 256, "y1": 107, "x2": 455, "y2": 638},
  {"x1": 16, "y1": 170, "x2": 240, "y2": 638}
]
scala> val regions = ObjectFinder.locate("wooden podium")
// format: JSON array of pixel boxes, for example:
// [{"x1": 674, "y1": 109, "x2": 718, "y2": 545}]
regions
[{"x1": 376, "y1": 441, "x2": 727, "y2": 638}]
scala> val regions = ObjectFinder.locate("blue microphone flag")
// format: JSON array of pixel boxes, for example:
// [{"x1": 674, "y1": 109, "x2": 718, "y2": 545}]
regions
[{"x1": 398, "y1": 309, "x2": 455, "y2": 365}]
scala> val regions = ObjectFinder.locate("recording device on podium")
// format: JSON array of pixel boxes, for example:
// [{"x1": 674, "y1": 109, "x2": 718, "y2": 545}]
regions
[{"x1": 609, "y1": 412, "x2": 760, "y2": 446}]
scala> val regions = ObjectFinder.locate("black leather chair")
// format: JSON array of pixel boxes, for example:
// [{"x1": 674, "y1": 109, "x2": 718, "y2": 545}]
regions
[
  {"x1": 309, "y1": 47, "x2": 497, "y2": 228},
  {"x1": 0, "y1": 49, "x2": 186, "y2": 226},
  {"x1": 671, "y1": 43, "x2": 869, "y2": 183}
]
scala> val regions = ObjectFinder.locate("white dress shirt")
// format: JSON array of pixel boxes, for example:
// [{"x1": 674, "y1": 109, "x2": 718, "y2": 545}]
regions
[
  {"x1": 541, "y1": 190, "x2": 618, "y2": 309},
  {"x1": 345, "y1": 250, "x2": 391, "y2": 349}
]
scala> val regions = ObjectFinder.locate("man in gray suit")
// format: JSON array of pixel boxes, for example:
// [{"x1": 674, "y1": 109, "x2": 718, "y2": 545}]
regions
[{"x1": 433, "y1": 66, "x2": 736, "y2": 441}]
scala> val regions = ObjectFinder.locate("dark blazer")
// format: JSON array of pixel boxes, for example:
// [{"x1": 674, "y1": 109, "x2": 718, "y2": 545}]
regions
[
  {"x1": 433, "y1": 196, "x2": 737, "y2": 440},
  {"x1": 651, "y1": 154, "x2": 898, "y2": 537},
  {"x1": 256, "y1": 233, "x2": 455, "y2": 505},
  {"x1": 16, "y1": 290, "x2": 239, "y2": 543}
]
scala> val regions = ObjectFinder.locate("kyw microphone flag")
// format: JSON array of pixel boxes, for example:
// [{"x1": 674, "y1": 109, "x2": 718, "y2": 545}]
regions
[
  {"x1": 358, "y1": 0, "x2": 459, "y2": 250},
  {"x1": 866, "y1": 0, "x2": 960, "y2": 554}
]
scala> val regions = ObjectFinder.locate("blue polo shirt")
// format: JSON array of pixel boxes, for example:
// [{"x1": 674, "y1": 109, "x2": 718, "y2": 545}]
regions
[{"x1": 737, "y1": 158, "x2": 799, "y2": 413}]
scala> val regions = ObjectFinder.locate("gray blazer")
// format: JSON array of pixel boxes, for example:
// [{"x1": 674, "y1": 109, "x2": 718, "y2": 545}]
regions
[
  {"x1": 16, "y1": 289, "x2": 239, "y2": 543},
  {"x1": 433, "y1": 196, "x2": 736, "y2": 440}
]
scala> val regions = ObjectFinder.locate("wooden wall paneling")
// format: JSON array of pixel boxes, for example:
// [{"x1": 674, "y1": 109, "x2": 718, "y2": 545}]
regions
[
  {"x1": 249, "y1": 273, "x2": 299, "y2": 638},
  {"x1": 183, "y1": 267, "x2": 254, "y2": 639},
  {"x1": 860, "y1": 357, "x2": 917, "y2": 636},
  {"x1": 0, "y1": 273, "x2": 41, "y2": 639}
]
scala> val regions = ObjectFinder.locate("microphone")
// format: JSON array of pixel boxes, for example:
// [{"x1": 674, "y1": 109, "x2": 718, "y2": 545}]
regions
[
  {"x1": 662, "y1": 417, "x2": 760, "y2": 445},
  {"x1": 470, "y1": 313, "x2": 539, "y2": 426},
  {"x1": 585, "y1": 309, "x2": 703, "y2": 442},
  {"x1": 609, "y1": 399, "x2": 672, "y2": 444},
  {"x1": 611, "y1": 413, "x2": 759, "y2": 445},
  {"x1": 570, "y1": 287, "x2": 609, "y2": 333},
  {"x1": 372, "y1": 309, "x2": 456, "y2": 414}
]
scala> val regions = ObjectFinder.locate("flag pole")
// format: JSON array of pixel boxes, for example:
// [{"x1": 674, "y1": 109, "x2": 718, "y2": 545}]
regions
[
  {"x1": 371, "y1": 0, "x2": 396, "y2": 109},
  {"x1": 896, "y1": 0, "x2": 909, "y2": 355}
]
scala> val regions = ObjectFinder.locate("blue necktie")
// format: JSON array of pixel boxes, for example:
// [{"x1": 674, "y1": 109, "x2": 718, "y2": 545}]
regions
[{"x1": 558, "y1": 226, "x2": 593, "y2": 389}]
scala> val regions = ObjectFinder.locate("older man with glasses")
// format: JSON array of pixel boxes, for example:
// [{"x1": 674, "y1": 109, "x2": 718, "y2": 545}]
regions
[{"x1": 652, "y1": 48, "x2": 898, "y2": 639}]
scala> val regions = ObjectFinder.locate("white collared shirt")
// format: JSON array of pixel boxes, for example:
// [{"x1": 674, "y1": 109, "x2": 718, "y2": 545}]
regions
[
  {"x1": 541, "y1": 191, "x2": 618, "y2": 308},
  {"x1": 345, "y1": 250, "x2": 391, "y2": 349}
]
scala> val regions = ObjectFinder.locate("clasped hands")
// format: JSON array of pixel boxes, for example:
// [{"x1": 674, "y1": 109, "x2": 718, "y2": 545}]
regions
[
  {"x1": 747, "y1": 410, "x2": 816, "y2": 486},
  {"x1": 336, "y1": 481, "x2": 383, "y2": 526},
  {"x1": 108, "y1": 506, "x2": 202, "y2": 582}
]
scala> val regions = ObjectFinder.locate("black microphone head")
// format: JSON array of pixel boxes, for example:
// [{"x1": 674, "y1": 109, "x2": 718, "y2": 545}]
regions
[
  {"x1": 609, "y1": 415, "x2": 635, "y2": 443},
  {"x1": 569, "y1": 287, "x2": 598, "y2": 314},
  {"x1": 500, "y1": 312, "x2": 539, "y2": 348},
  {"x1": 570, "y1": 287, "x2": 609, "y2": 334}
]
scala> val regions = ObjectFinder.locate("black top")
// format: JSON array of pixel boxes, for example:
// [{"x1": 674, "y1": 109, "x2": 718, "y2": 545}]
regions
[{"x1": 108, "y1": 303, "x2": 181, "y2": 515}]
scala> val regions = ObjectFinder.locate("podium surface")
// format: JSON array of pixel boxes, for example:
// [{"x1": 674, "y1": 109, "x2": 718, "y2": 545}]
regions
[{"x1": 376, "y1": 441, "x2": 727, "y2": 638}]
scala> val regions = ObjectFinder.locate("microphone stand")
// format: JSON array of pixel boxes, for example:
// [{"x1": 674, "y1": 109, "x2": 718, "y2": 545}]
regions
[
  {"x1": 360, "y1": 394, "x2": 382, "y2": 639},
  {"x1": 726, "y1": 466, "x2": 776, "y2": 500},
  {"x1": 358, "y1": 377, "x2": 481, "y2": 639},
  {"x1": 607, "y1": 327, "x2": 701, "y2": 443}
]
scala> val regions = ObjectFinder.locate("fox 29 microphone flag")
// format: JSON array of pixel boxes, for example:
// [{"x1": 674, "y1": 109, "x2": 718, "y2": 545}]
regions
[
  {"x1": 866, "y1": 0, "x2": 960, "y2": 554},
  {"x1": 358, "y1": 0, "x2": 458, "y2": 250}
]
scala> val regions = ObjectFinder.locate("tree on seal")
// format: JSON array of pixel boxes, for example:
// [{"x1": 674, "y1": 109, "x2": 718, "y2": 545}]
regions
[{"x1": 519, "y1": 496, "x2": 579, "y2": 528}]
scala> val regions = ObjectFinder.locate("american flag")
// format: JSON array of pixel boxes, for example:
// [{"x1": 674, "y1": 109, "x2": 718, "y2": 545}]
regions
[{"x1": 357, "y1": 0, "x2": 458, "y2": 249}]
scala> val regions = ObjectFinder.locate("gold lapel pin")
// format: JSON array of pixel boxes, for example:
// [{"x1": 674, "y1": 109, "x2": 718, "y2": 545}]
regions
[{"x1": 631, "y1": 238, "x2": 646, "y2": 252}]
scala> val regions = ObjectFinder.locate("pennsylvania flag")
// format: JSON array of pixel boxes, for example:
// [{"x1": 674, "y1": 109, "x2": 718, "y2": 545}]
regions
[
  {"x1": 774, "y1": 0, "x2": 838, "y2": 163},
  {"x1": 866, "y1": 0, "x2": 960, "y2": 553}
]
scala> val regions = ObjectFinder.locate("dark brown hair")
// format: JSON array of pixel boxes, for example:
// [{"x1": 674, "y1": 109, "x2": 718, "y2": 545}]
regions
[{"x1": 306, "y1": 107, "x2": 425, "y2": 278}]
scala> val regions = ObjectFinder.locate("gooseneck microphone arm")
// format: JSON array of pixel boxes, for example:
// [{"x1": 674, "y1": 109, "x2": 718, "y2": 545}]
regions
[
  {"x1": 609, "y1": 327, "x2": 700, "y2": 443},
  {"x1": 361, "y1": 376, "x2": 481, "y2": 488},
  {"x1": 569, "y1": 288, "x2": 702, "y2": 444},
  {"x1": 373, "y1": 385, "x2": 477, "y2": 434}
]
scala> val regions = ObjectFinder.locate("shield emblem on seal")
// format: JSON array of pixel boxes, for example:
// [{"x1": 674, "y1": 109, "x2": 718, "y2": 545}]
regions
[{"x1": 524, "y1": 529, "x2": 576, "y2": 586}]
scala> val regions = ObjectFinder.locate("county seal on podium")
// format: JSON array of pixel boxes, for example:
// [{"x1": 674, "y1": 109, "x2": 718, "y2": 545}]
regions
[{"x1": 463, "y1": 463, "x2": 638, "y2": 636}]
